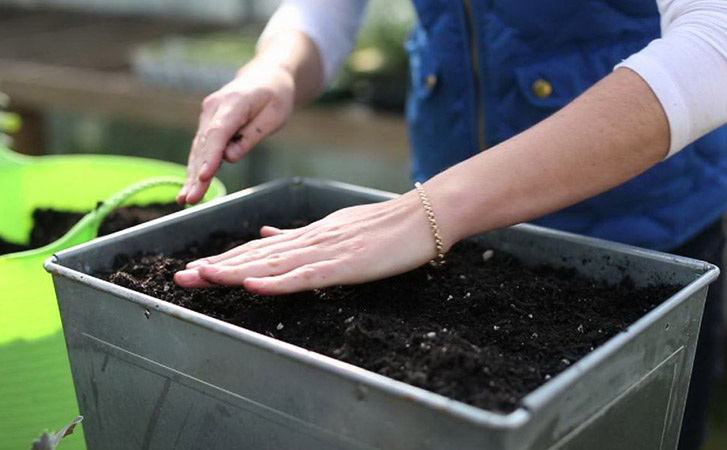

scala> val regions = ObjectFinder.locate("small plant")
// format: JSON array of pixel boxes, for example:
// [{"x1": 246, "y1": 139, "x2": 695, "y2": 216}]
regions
[{"x1": 30, "y1": 416, "x2": 83, "y2": 450}]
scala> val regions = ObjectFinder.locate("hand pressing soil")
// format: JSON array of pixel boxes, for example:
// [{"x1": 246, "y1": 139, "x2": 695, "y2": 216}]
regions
[{"x1": 103, "y1": 229, "x2": 679, "y2": 413}]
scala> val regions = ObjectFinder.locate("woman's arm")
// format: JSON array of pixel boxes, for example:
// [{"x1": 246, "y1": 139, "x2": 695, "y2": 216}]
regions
[
  {"x1": 177, "y1": 0, "x2": 368, "y2": 204},
  {"x1": 174, "y1": 0, "x2": 727, "y2": 294},
  {"x1": 174, "y1": 68, "x2": 670, "y2": 293},
  {"x1": 426, "y1": 68, "x2": 668, "y2": 246},
  {"x1": 176, "y1": 31, "x2": 321, "y2": 205}
]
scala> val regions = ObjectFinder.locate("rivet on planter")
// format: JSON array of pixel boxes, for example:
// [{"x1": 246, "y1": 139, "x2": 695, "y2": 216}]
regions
[{"x1": 144, "y1": 309, "x2": 151, "y2": 319}]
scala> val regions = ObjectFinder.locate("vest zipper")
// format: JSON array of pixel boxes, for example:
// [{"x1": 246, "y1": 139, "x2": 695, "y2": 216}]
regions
[{"x1": 463, "y1": 0, "x2": 487, "y2": 150}]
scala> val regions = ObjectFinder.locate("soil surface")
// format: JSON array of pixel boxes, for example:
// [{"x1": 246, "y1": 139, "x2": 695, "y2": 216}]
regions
[
  {"x1": 0, "y1": 204, "x2": 182, "y2": 256},
  {"x1": 104, "y1": 229, "x2": 679, "y2": 413}
]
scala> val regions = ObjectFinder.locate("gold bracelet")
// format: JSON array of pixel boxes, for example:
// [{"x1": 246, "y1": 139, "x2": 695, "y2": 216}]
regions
[{"x1": 414, "y1": 182, "x2": 446, "y2": 266}]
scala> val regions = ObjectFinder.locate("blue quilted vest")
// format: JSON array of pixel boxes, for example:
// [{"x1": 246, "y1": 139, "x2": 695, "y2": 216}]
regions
[{"x1": 406, "y1": 0, "x2": 727, "y2": 251}]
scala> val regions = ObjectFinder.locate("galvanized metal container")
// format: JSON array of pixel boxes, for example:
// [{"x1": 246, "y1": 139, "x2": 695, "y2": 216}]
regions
[{"x1": 45, "y1": 179, "x2": 719, "y2": 450}]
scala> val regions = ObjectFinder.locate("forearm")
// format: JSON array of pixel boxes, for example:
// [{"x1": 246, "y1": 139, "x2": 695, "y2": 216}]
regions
[
  {"x1": 425, "y1": 68, "x2": 669, "y2": 247},
  {"x1": 244, "y1": 31, "x2": 324, "y2": 106}
]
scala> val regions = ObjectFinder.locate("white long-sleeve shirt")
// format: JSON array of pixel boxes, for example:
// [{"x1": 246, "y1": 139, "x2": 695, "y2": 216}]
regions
[{"x1": 260, "y1": 0, "x2": 727, "y2": 158}]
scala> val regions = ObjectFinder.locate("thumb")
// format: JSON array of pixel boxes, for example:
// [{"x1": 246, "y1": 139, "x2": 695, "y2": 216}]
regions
[{"x1": 260, "y1": 225, "x2": 286, "y2": 238}]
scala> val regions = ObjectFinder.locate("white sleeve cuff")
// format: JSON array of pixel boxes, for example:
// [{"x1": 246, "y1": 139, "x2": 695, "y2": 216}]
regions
[
  {"x1": 258, "y1": 0, "x2": 368, "y2": 87},
  {"x1": 615, "y1": 1, "x2": 727, "y2": 159}
]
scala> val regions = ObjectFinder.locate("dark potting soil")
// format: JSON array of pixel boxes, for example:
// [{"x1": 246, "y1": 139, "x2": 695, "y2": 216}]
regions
[
  {"x1": 104, "y1": 229, "x2": 679, "y2": 413},
  {"x1": 0, "y1": 204, "x2": 182, "y2": 256}
]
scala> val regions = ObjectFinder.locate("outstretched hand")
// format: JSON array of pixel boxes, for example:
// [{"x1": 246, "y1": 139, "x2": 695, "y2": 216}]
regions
[
  {"x1": 177, "y1": 62, "x2": 295, "y2": 205},
  {"x1": 174, "y1": 194, "x2": 445, "y2": 295}
]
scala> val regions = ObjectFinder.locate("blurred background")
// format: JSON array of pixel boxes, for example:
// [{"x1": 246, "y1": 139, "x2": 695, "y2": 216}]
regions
[
  {"x1": 0, "y1": 1, "x2": 724, "y2": 448},
  {"x1": 0, "y1": 0, "x2": 413, "y2": 194}
]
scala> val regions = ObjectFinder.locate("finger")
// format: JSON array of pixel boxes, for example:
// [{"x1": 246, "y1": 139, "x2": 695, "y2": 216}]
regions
[
  {"x1": 223, "y1": 139, "x2": 247, "y2": 163},
  {"x1": 243, "y1": 261, "x2": 340, "y2": 295},
  {"x1": 197, "y1": 249, "x2": 332, "y2": 286},
  {"x1": 186, "y1": 258, "x2": 210, "y2": 269},
  {"x1": 185, "y1": 179, "x2": 212, "y2": 205},
  {"x1": 207, "y1": 235, "x2": 326, "y2": 268},
  {"x1": 236, "y1": 104, "x2": 284, "y2": 154},
  {"x1": 178, "y1": 143, "x2": 202, "y2": 204},
  {"x1": 195, "y1": 99, "x2": 253, "y2": 186},
  {"x1": 174, "y1": 268, "x2": 217, "y2": 288},
  {"x1": 260, "y1": 225, "x2": 286, "y2": 238},
  {"x1": 176, "y1": 181, "x2": 191, "y2": 205},
  {"x1": 186, "y1": 230, "x2": 303, "y2": 268},
  {"x1": 179, "y1": 98, "x2": 220, "y2": 204},
  {"x1": 185, "y1": 107, "x2": 241, "y2": 203},
  {"x1": 196, "y1": 125, "x2": 236, "y2": 183},
  {"x1": 195, "y1": 233, "x2": 314, "y2": 269},
  {"x1": 199, "y1": 95, "x2": 221, "y2": 131}
]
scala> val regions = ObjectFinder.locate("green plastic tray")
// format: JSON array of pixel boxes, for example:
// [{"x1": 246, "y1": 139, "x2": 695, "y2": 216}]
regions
[{"x1": 0, "y1": 146, "x2": 226, "y2": 450}]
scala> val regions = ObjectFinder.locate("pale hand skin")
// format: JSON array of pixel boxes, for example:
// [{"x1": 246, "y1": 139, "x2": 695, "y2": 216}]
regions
[
  {"x1": 175, "y1": 194, "x2": 439, "y2": 295},
  {"x1": 175, "y1": 32, "x2": 669, "y2": 294},
  {"x1": 176, "y1": 64, "x2": 294, "y2": 205},
  {"x1": 176, "y1": 32, "x2": 324, "y2": 205}
]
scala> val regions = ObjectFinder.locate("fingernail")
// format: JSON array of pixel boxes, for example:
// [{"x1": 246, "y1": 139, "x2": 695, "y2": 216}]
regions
[
  {"x1": 229, "y1": 146, "x2": 244, "y2": 161},
  {"x1": 186, "y1": 259, "x2": 208, "y2": 269},
  {"x1": 177, "y1": 184, "x2": 189, "y2": 200},
  {"x1": 175, "y1": 269, "x2": 198, "y2": 283},
  {"x1": 243, "y1": 277, "x2": 262, "y2": 290},
  {"x1": 260, "y1": 226, "x2": 282, "y2": 237},
  {"x1": 200, "y1": 162, "x2": 208, "y2": 176}
]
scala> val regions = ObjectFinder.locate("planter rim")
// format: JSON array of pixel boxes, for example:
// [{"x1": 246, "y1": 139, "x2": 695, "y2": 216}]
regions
[{"x1": 43, "y1": 177, "x2": 720, "y2": 430}]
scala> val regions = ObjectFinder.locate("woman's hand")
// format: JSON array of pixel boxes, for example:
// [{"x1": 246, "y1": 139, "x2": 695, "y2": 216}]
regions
[
  {"x1": 174, "y1": 193, "x2": 447, "y2": 295},
  {"x1": 177, "y1": 61, "x2": 295, "y2": 205}
]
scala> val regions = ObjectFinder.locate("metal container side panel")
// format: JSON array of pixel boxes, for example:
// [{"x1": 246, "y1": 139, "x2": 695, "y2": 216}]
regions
[
  {"x1": 515, "y1": 287, "x2": 707, "y2": 449},
  {"x1": 52, "y1": 276, "x2": 524, "y2": 450}
]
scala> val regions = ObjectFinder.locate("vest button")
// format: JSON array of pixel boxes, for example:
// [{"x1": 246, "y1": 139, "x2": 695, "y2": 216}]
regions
[
  {"x1": 425, "y1": 74, "x2": 437, "y2": 89},
  {"x1": 532, "y1": 79, "x2": 553, "y2": 99}
]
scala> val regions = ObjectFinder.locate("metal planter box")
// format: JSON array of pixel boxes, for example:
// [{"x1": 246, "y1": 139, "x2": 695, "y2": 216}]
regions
[{"x1": 45, "y1": 179, "x2": 719, "y2": 450}]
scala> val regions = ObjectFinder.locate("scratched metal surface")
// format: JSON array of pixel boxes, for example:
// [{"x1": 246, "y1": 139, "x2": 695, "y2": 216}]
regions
[{"x1": 46, "y1": 178, "x2": 719, "y2": 449}]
